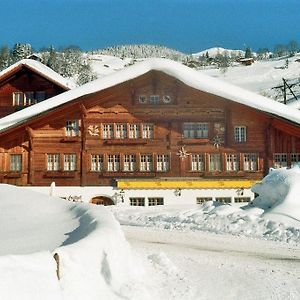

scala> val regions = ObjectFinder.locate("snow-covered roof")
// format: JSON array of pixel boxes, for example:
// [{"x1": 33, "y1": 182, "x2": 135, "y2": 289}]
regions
[
  {"x1": 1, "y1": 58, "x2": 300, "y2": 132},
  {"x1": 0, "y1": 59, "x2": 76, "y2": 90}
]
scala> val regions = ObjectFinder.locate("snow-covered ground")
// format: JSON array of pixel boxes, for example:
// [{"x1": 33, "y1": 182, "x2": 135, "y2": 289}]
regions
[
  {"x1": 200, "y1": 55, "x2": 300, "y2": 103},
  {"x1": 1, "y1": 166, "x2": 300, "y2": 299}
]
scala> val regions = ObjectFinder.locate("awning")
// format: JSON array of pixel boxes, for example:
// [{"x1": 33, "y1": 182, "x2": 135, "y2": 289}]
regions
[{"x1": 116, "y1": 179, "x2": 259, "y2": 189}]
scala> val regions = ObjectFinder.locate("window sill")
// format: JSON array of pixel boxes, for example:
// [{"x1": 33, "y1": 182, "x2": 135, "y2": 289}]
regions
[
  {"x1": 44, "y1": 172, "x2": 76, "y2": 178},
  {"x1": 180, "y1": 138, "x2": 210, "y2": 145},
  {"x1": 104, "y1": 139, "x2": 148, "y2": 145},
  {"x1": 4, "y1": 172, "x2": 22, "y2": 178}
]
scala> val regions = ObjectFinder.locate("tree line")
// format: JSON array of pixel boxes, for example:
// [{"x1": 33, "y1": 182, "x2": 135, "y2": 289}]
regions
[{"x1": 0, "y1": 43, "x2": 96, "y2": 85}]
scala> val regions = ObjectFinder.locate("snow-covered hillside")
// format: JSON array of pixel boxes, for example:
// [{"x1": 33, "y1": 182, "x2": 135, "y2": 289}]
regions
[
  {"x1": 193, "y1": 47, "x2": 245, "y2": 58},
  {"x1": 200, "y1": 54, "x2": 300, "y2": 103}
]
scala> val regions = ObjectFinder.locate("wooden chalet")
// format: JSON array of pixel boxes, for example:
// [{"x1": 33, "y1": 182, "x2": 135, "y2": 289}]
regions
[
  {"x1": 0, "y1": 58, "x2": 300, "y2": 198},
  {"x1": 0, "y1": 59, "x2": 75, "y2": 118}
]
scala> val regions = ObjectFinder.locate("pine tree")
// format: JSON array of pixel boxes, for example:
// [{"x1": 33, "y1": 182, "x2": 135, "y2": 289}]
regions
[
  {"x1": 0, "y1": 45, "x2": 10, "y2": 71},
  {"x1": 77, "y1": 63, "x2": 97, "y2": 85},
  {"x1": 245, "y1": 47, "x2": 252, "y2": 58},
  {"x1": 11, "y1": 43, "x2": 32, "y2": 63}
]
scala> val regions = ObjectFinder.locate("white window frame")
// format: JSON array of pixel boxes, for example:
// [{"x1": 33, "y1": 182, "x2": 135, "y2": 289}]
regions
[
  {"x1": 183, "y1": 123, "x2": 209, "y2": 139},
  {"x1": 63, "y1": 154, "x2": 77, "y2": 171},
  {"x1": 107, "y1": 154, "x2": 120, "y2": 172},
  {"x1": 13, "y1": 92, "x2": 24, "y2": 106},
  {"x1": 234, "y1": 126, "x2": 247, "y2": 143},
  {"x1": 156, "y1": 154, "x2": 169, "y2": 172},
  {"x1": 102, "y1": 124, "x2": 114, "y2": 139},
  {"x1": 273, "y1": 153, "x2": 287, "y2": 168},
  {"x1": 115, "y1": 124, "x2": 127, "y2": 139},
  {"x1": 291, "y1": 153, "x2": 300, "y2": 167},
  {"x1": 191, "y1": 154, "x2": 205, "y2": 171},
  {"x1": 243, "y1": 153, "x2": 257, "y2": 171},
  {"x1": 142, "y1": 124, "x2": 154, "y2": 139},
  {"x1": 25, "y1": 92, "x2": 35, "y2": 106},
  {"x1": 209, "y1": 154, "x2": 221, "y2": 171},
  {"x1": 123, "y1": 154, "x2": 136, "y2": 172},
  {"x1": 91, "y1": 154, "x2": 103, "y2": 172},
  {"x1": 66, "y1": 120, "x2": 79, "y2": 137},
  {"x1": 47, "y1": 154, "x2": 60, "y2": 171},
  {"x1": 226, "y1": 154, "x2": 239, "y2": 171},
  {"x1": 129, "y1": 124, "x2": 140, "y2": 139},
  {"x1": 140, "y1": 154, "x2": 153, "y2": 172},
  {"x1": 10, "y1": 154, "x2": 22, "y2": 172}
]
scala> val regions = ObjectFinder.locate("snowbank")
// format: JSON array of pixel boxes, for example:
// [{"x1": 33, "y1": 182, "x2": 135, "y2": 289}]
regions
[
  {"x1": 252, "y1": 165, "x2": 300, "y2": 226},
  {"x1": 112, "y1": 166, "x2": 300, "y2": 244},
  {"x1": 0, "y1": 184, "x2": 147, "y2": 300}
]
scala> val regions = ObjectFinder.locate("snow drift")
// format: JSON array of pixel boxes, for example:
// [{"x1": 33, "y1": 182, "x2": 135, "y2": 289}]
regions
[
  {"x1": 0, "y1": 184, "x2": 146, "y2": 300},
  {"x1": 112, "y1": 166, "x2": 300, "y2": 244}
]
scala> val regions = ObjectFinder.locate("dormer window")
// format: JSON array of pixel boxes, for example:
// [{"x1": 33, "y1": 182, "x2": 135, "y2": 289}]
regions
[
  {"x1": 149, "y1": 95, "x2": 160, "y2": 104},
  {"x1": 66, "y1": 120, "x2": 79, "y2": 137},
  {"x1": 13, "y1": 92, "x2": 24, "y2": 106}
]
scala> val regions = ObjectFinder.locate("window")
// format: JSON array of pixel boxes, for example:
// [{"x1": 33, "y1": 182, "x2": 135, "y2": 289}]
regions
[
  {"x1": 124, "y1": 154, "x2": 136, "y2": 172},
  {"x1": 140, "y1": 154, "x2": 153, "y2": 171},
  {"x1": 149, "y1": 95, "x2": 160, "y2": 104},
  {"x1": 196, "y1": 197, "x2": 213, "y2": 204},
  {"x1": 273, "y1": 153, "x2": 287, "y2": 168},
  {"x1": 243, "y1": 154, "x2": 257, "y2": 171},
  {"x1": 234, "y1": 126, "x2": 247, "y2": 143},
  {"x1": 291, "y1": 153, "x2": 300, "y2": 167},
  {"x1": 130, "y1": 197, "x2": 145, "y2": 206},
  {"x1": 226, "y1": 154, "x2": 239, "y2": 171},
  {"x1": 209, "y1": 154, "x2": 221, "y2": 171},
  {"x1": 91, "y1": 155, "x2": 103, "y2": 172},
  {"x1": 115, "y1": 124, "x2": 127, "y2": 139},
  {"x1": 183, "y1": 123, "x2": 209, "y2": 138},
  {"x1": 138, "y1": 95, "x2": 147, "y2": 104},
  {"x1": 156, "y1": 154, "x2": 169, "y2": 172},
  {"x1": 234, "y1": 197, "x2": 251, "y2": 203},
  {"x1": 35, "y1": 91, "x2": 46, "y2": 102},
  {"x1": 66, "y1": 120, "x2": 79, "y2": 137},
  {"x1": 162, "y1": 95, "x2": 172, "y2": 104},
  {"x1": 148, "y1": 198, "x2": 164, "y2": 206},
  {"x1": 107, "y1": 154, "x2": 120, "y2": 172},
  {"x1": 25, "y1": 92, "x2": 35, "y2": 106},
  {"x1": 13, "y1": 92, "x2": 24, "y2": 106},
  {"x1": 102, "y1": 124, "x2": 114, "y2": 139},
  {"x1": 64, "y1": 154, "x2": 76, "y2": 171},
  {"x1": 129, "y1": 124, "x2": 140, "y2": 139},
  {"x1": 215, "y1": 197, "x2": 231, "y2": 204},
  {"x1": 47, "y1": 154, "x2": 60, "y2": 171},
  {"x1": 10, "y1": 154, "x2": 22, "y2": 172},
  {"x1": 142, "y1": 124, "x2": 154, "y2": 139},
  {"x1": 191, "y1": 154, "x2": 205, "y2": 171}
]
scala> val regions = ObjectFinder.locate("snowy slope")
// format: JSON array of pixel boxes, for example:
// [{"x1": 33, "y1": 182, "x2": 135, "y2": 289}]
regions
[{"x1": 200, "y1": 54, "x2": 300, "y2": 103}]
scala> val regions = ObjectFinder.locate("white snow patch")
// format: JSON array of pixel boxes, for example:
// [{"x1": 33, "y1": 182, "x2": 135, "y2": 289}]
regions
[{"x1": 0, "y1": 184, "x2": 149, "y2": 300}]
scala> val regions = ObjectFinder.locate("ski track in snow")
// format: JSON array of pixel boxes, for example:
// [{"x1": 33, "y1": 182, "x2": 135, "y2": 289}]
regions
[{"x1": 123, "y1": 226, "x2": 300, "y2": 300}]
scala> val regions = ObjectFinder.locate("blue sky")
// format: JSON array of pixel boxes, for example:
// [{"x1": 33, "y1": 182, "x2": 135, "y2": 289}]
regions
[{"x1": 1, "y1": 0, "x2": 300, "y2": 53}]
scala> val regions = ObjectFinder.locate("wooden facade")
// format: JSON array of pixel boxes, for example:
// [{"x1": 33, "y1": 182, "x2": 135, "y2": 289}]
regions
[
  {"x1": 0, "y1": 62, "x2": 70, "y2": 118},
  {"x1": 1, "y1": 68, "x2": 300, "y2": 187}
]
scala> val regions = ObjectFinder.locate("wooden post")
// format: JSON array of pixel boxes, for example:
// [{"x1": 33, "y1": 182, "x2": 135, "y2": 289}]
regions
[{"x1": 53, "y1": 253, "x2": 60, "y2": 280}]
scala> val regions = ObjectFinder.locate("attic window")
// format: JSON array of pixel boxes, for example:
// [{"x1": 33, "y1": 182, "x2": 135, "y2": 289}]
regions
[
  {"x1": 138, "y1": 95, "x2": 147, "y2": 104},
  {"x1": 36, "y1": 91, "x2": 46, "y2": 102},
  {"x1": 149, "y1": 95, "x2": 160, "y2": 104},
  {"x1": 13, "y1": 92, "x2": 24, "y2": 106}
]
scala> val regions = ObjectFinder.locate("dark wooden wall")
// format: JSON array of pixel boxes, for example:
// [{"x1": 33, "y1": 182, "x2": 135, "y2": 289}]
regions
[{"x1": 0, "y1": 66, "x2": 66, "y2": 117}]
